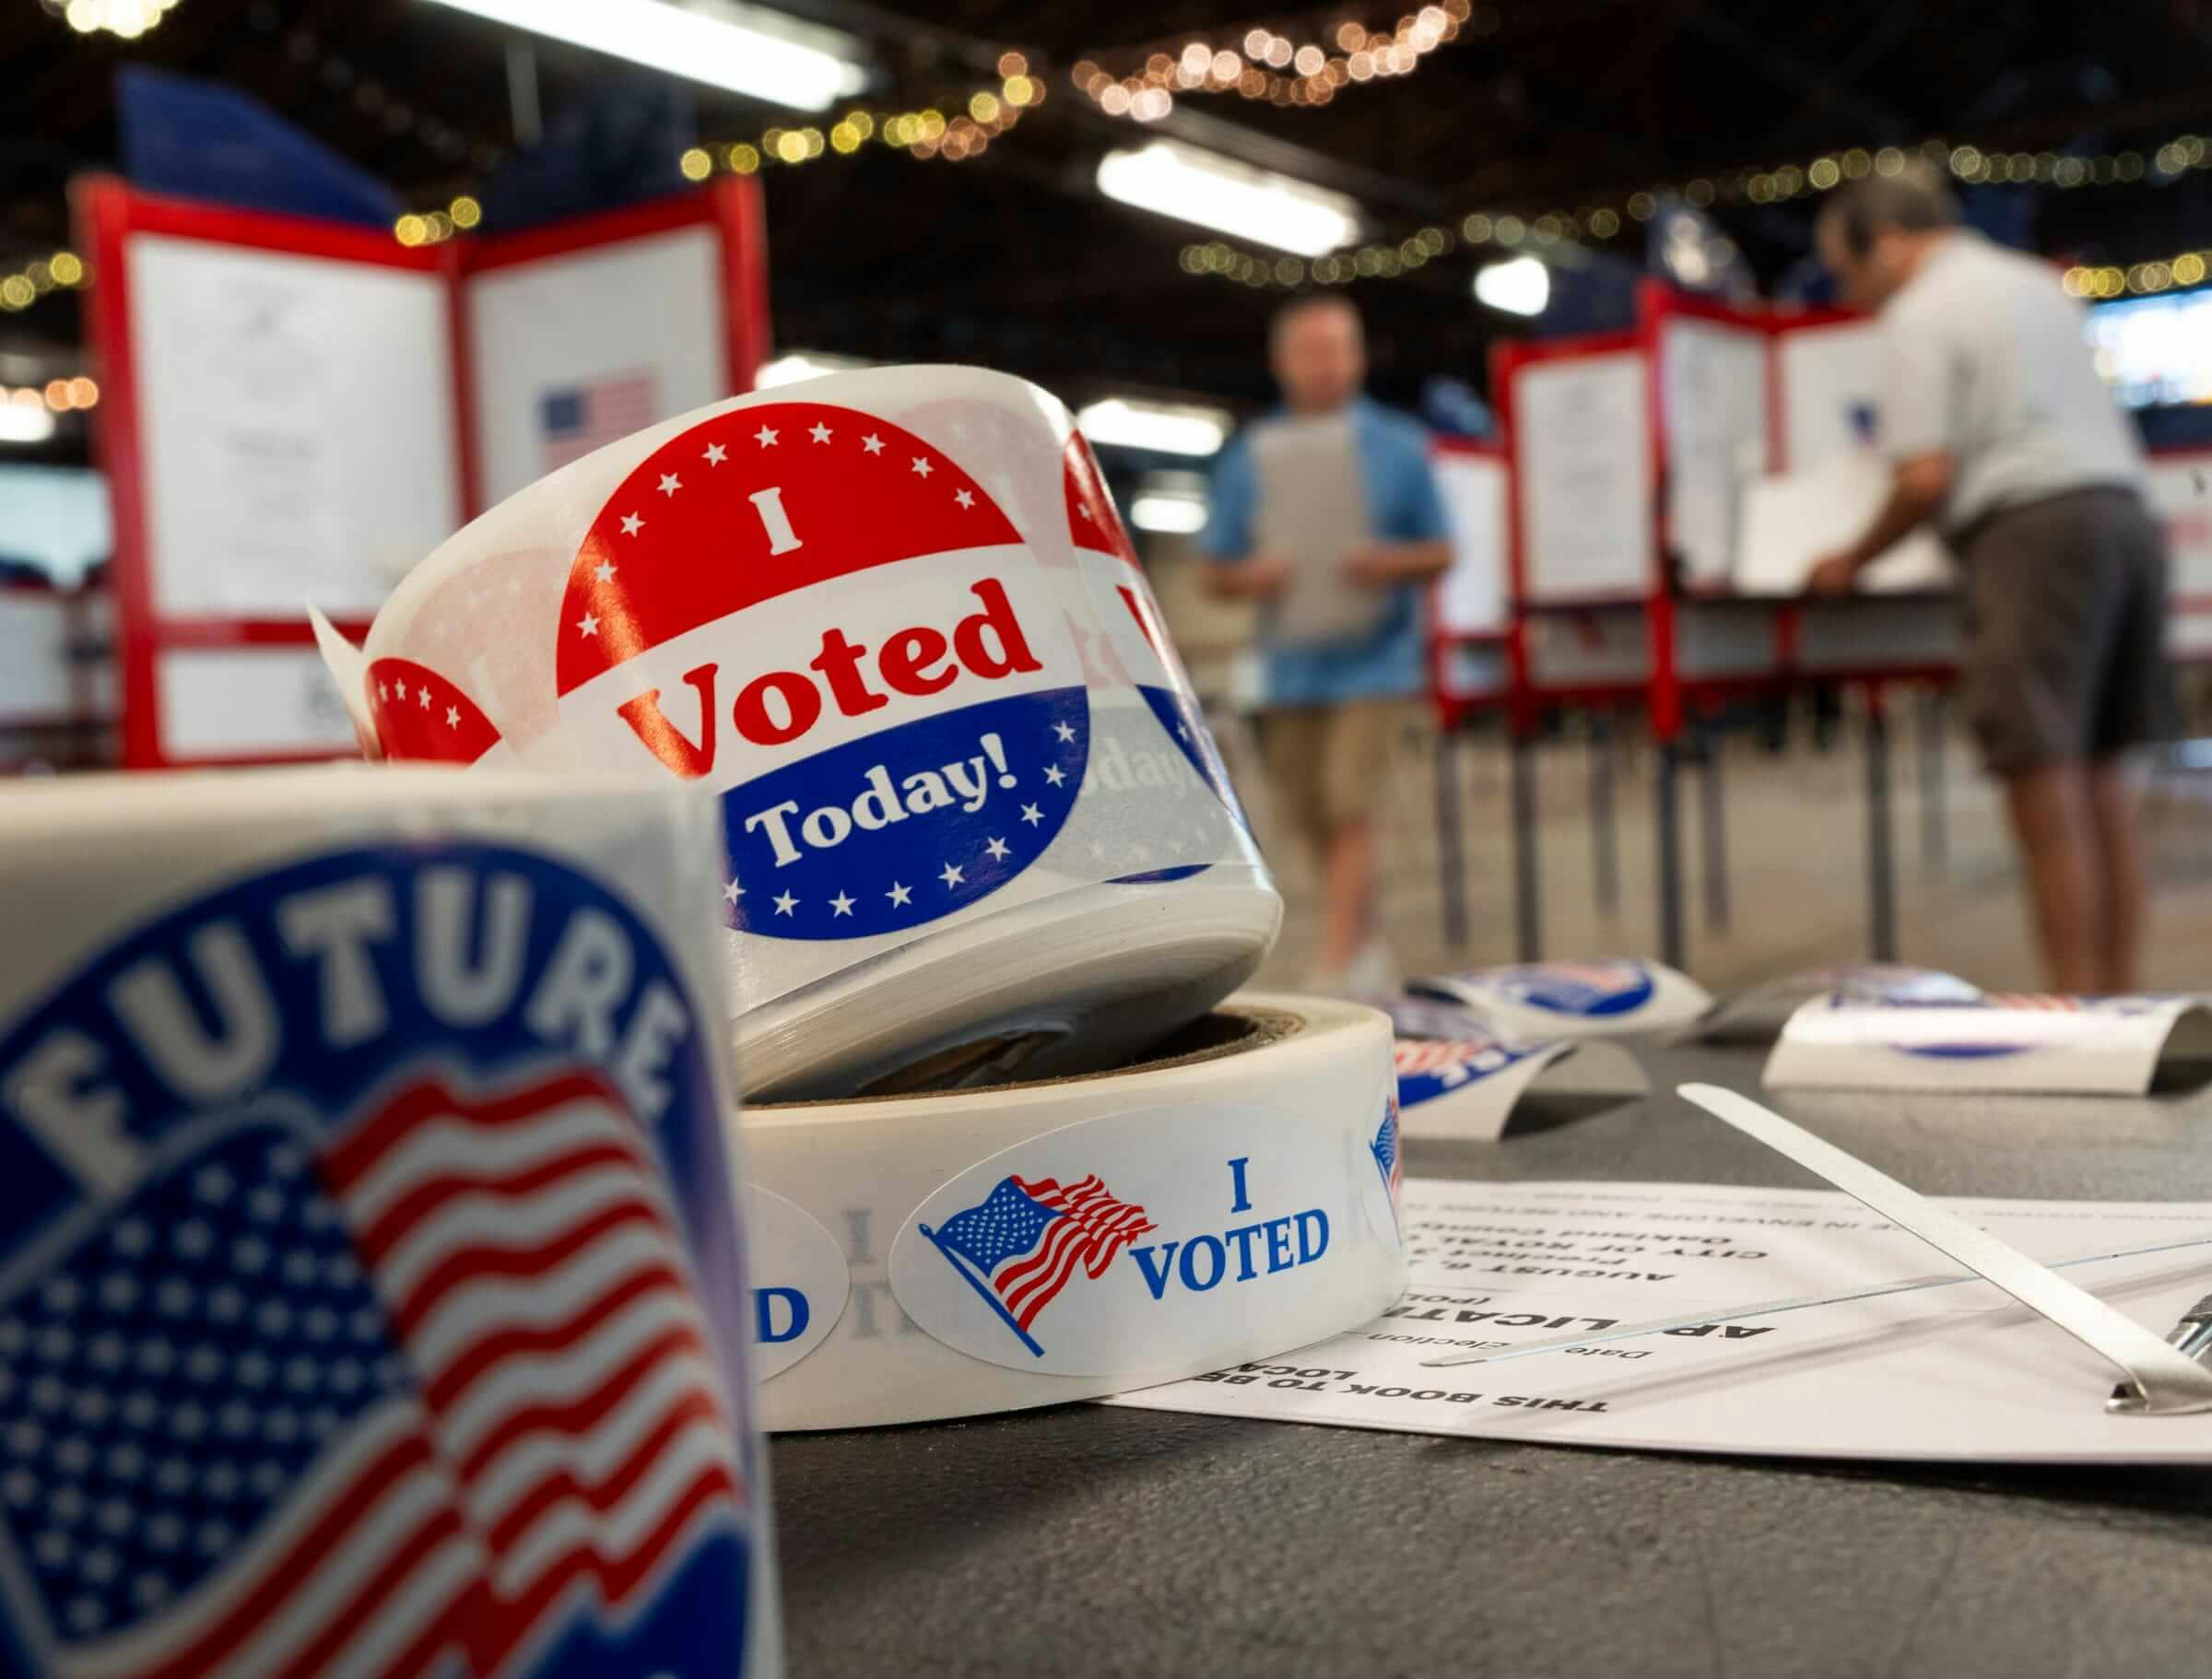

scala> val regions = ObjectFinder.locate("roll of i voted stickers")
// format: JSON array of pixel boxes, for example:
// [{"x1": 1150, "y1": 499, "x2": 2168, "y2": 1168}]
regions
[
  {"x1": 1409, "y1": 959, "x2": 1712, "y2": 1039},
  {"x1": 1693, "y1": 964, "x2": 1982, "y2": 1046},
  {"x1": 324, "y1": 365, "x2": 1278, "y2": 1100},
  {"x1": 1394, "y1": 1038, "x2": 1649, "y2": 1141},
  {"x1": 1764, "y1": 992, "x2": 2212, "y2": 1096},
  {"x1": 0, "y1": 769, "x2": 778, "y2": 1679},
  {"x1": 732, "y1": 993, "x2": 1405, "y2": 1430}
]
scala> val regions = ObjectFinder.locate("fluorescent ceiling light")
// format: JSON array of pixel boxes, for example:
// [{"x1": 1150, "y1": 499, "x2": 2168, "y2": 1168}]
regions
[
  {"x1": 0, "y1": 404, "x2": 55, "y2": 445},
  {"x1": 755, "y1": 349, "x2": 877, "y2": 388},
  {"x1": 421, "y1": 0, "x2": 868, "y2": 113},
  {"x1": 1077, "y1": 397, "x2": 1231, "y2": 457},
  {"x1": 1130, "y1": 491, "x2": 1209, "y2": 534},
  {"x1": 1096, "y1": 142, "x2": 1362, "y2": 257},
  {"x1": 1474, "y1": 256, "x2": 1549, "y2": 317}
]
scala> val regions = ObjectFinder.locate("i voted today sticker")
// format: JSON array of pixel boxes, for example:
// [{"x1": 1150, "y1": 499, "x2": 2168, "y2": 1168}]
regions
[
  {"x1": 550, "y1": 401, "x2": 1091, "y2": 943},
  {"x1": 889, "y1": 1104, "x2": 1383, "y2": 1380}
]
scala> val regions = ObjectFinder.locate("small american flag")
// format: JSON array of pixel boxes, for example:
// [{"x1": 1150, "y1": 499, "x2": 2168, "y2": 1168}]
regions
[
  {"x1": 540, "y1": 372, "x2": 658, "y2": 473},
  {"x1": 0, "y1": 1070, "x2": 744, "y2": 1678},
  {"x1": 1371, "y1": 1098, "x2": 1402, "y2": 1212},
  {"x1": 923, "y1": 1175, "x2": 1153, "y2": 1354}
]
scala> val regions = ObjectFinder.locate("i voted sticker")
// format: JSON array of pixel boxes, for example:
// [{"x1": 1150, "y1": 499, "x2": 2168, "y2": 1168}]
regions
[
  {"x1": 1065, "y1": 432, "x2": 1251, "y2": 832},
  {"x1": 744, "y1": 1185, "x2": 850, "y2": 1381},
  {"x1": 1495, "y1": 961, "x2": 1655, "y2": 1017},
  {"x1": 364, "y1": 655, "x2": 503, "y2": 764},
  {"x1": 0, "y1": 844, "x2": 759, "y2": 1679},
  {"x1": 552, "y1": 401, "x2": 1090, "y2": 942},
  {"x1": 890, "y1": 1103, "x2": 1375, "y2": 1379}
]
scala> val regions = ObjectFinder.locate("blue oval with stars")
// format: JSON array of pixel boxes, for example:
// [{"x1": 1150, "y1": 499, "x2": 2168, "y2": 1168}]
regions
[{"x1": 721, "y1": 687, "x2": 1091, "y2": 940}]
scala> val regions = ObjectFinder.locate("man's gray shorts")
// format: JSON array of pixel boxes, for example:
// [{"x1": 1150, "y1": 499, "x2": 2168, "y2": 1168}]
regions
[{"x1": 1955, "y1": 485, "x2": 2178, "y2": 776}]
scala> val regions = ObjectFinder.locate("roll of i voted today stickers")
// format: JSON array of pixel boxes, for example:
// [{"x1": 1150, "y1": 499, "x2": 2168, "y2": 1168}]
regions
[
  {"x1": 323, "y1": 365, "x2": 1277, "y2": 1100},
  {"x1": 0, "y1": 768, "x2": 777, "y2": 1679},
  {"x1": 732, "y1": 994, "x2": 1405, "y2": 1431},
  {"x1": 1408, "y1": 959, "x2": 1712, "y2": 1040}
]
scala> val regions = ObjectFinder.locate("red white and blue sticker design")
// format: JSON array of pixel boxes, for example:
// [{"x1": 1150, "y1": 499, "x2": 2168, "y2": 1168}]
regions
[
  {"x1": 0, "y1": 845, "x2": 758, "y2": 1679},
  {"x1": 1064, "y1": 432, "x2": 1253, "y2": 858},
  {"x1": 890, "y1": 1103, "x2": 1391, "y2": 1379},
  {"x1": 1394, "y1": 1038, "x2": 1557, "y2": 1105},
  {"x1": 1491, "y1": 961, "x2": 1655, "y2": 1018},
  {"x1": 364, "y1": 657, "x2": 503, "y2": 765},
  {"x1": 549, "y1": 401, "x2": 1089, "y2": 942}
]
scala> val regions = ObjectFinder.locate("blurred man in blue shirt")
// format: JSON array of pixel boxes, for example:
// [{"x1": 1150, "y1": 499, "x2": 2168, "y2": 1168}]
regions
[{"x1": 1202, "y1": 295, "x2": 1452, "y2": 992}]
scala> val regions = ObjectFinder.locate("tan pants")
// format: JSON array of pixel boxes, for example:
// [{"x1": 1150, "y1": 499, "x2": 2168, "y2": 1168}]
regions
[{"x1": 1256, "y1": 699, "x2": 1411, "y2": 844}]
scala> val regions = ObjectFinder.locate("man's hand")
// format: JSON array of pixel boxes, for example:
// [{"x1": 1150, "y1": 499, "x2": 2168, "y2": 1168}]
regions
[
  {"x1": 1239, "y1": 551, "x2": 1293, "y2": 599},
  {"x1": 1343, "y1": 546, "x2": 1403, "y2": 588},
  {"x1": 1205, "y1": 551, "x2": 1291, "y2": 603},
  {"x1": 1806, "y1": 550, "x2": 1863, "y2": 596},
  {"x1": 1344, "y1": 539, "x2": 1452, "y2": 588}
]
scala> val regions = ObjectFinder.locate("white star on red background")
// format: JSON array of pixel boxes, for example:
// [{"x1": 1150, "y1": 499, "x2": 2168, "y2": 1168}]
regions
[
  {"x1": 911, "y1": 456, "x2": 933, "y2": 477},
  {"x1": 703, "y1": 443, "x2": 727, "y2": 465},
  {"x1": 576, "y1": 613, "x2": 600, "y2": 638},
  {"x1": 809, "y1": 423, "x2": 833, "y2": 443},
  {"x1": 658, "y1": 473, "x2": 682, "y2": 497},
  {"x1": 444, "y1": 707, "x2": 459, "y2": 729},
  {"x1": 755, "y1": 425, "x2": 780, "y2": 447},
  {"x1": 862, "y1": 434, "x2": 885, "y2": 454},
  {"x1": 620, "y1": 513, "x2": 643, "y2": 536},
  {"x1": 955, "y1": 488, "x2": 974, "y2": 509},
  {"x1": 594, "y1": 561, "x2": 617, "y2": 583}
]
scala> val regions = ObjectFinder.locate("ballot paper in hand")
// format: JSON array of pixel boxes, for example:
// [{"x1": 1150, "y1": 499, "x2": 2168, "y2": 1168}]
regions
[
  {"x1": 1734, "y1": 454, "x2": 1953, "y2": 594},
  {"x1": 1251, "y1": 413, "x2": 1393, "y2": 645},
  {"x1": 1106, "y1": 1179, "x2": 2212, "y2": 1462}
]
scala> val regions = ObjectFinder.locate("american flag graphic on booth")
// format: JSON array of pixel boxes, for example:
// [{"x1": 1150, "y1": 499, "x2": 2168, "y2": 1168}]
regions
[
  {"x1": 0, "y1": 843, "x2": 757, "y2": 1679},
  {"x1": 539, "y1": 372, "x2": 658, "y2": 475},
  {"x1": 919, "y1": 1174, "x2": 1154, "y2": 1357}
]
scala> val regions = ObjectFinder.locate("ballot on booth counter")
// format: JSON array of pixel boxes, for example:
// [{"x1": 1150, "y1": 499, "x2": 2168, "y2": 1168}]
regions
[
  {"x1": 1733, "y1": 453, "x2": 1953, "y2": 595},
  {"x1": 1106, "y1": 1180, "x2": 2212, "y2": 1462}
]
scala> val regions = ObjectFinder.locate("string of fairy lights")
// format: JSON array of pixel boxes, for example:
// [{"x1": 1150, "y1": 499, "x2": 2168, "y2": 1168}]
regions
[
  {"x1": 394, "y1": 53, "x2": 1044, "y2": 244},
  {"x1": 1068, "y1": 1, "x2": 1483, "y2": 121},
  {"x1": 1178, "y1": 131, "x2": 2212, "y2": 294},
  {"x1": 0, "y1": 251, "x2": 89, "y2": 313}
]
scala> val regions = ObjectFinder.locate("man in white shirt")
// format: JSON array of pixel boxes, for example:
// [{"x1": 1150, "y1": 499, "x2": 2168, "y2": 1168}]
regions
[{"x1": 1810, "y1": 168, "x2": 2175, "y2": 993}]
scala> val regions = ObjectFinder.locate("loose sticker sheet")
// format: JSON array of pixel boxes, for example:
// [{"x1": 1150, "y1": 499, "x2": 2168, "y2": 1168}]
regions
[{"x1": 1108, "y1": 1179, "x2": 2212, "y2": 1462}]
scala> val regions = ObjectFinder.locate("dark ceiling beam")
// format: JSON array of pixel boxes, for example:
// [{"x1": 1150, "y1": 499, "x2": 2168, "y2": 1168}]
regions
[
  {"x1": 1679, "y1": 3, "x2": 1912, "y2": 148},
  {"x1": 1753, "y1": 3, "x2": 1921, "y2": 158}
]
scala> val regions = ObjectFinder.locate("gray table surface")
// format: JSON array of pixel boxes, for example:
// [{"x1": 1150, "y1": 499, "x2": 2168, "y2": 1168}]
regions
[{"x1": 768, "y1": 1041, "x2": 2212, "y2": 1679}]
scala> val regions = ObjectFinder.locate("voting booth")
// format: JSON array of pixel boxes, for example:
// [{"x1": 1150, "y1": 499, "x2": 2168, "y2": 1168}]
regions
[{"x1": 80, "y1": 175, "x2": 768, "y2": 768}]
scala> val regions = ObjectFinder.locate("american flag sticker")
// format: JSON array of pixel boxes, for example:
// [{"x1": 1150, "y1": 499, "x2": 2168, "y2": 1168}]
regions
[
  {"x1": 889, "y1": 1104, "x2": 1357, "y2": 1380},
  {"x1": 540, "y1": 372, "x2": 658, "y2": 476},
  {"x1": 0, "y1": 844, "x2": 759, "y2": 1678}
]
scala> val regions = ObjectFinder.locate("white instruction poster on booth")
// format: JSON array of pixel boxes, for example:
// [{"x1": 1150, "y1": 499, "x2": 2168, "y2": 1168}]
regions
[
  {"x1": 1515, "y1": 353, "x2": 1653, "y2": 601},
  {"x1": 126, "y1": 235, "x2": 462, "y2": 617},
  {"x1": 1109, "y1": 1179, "x2": 2212, "y2": 1462}
]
